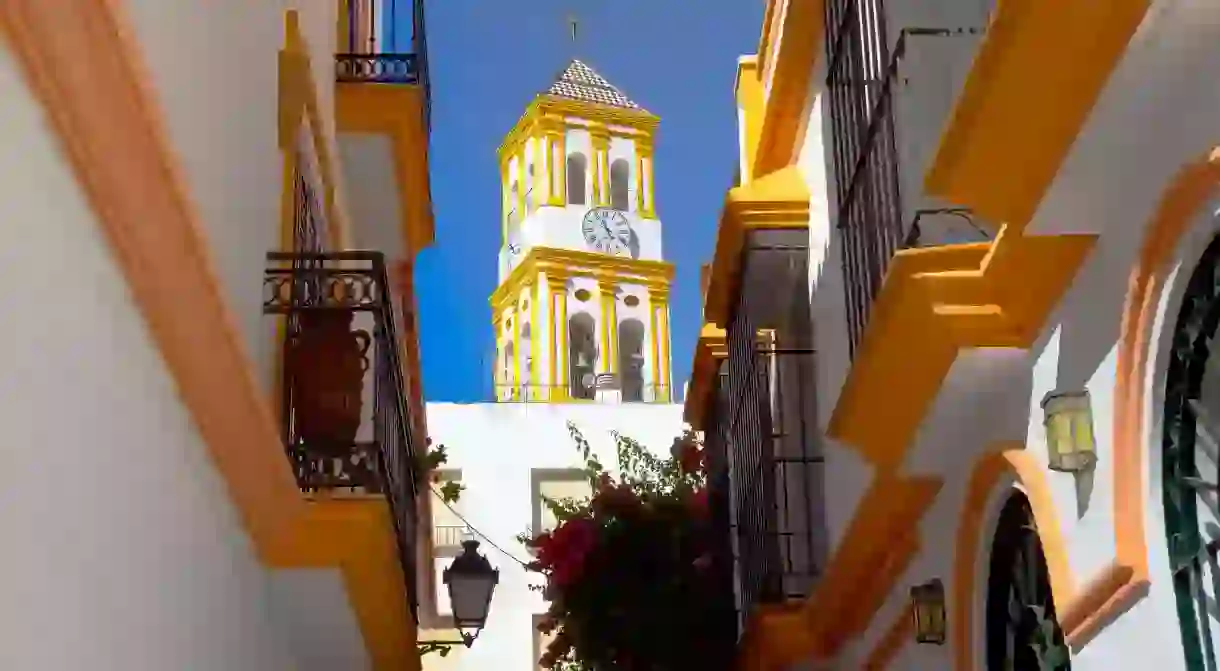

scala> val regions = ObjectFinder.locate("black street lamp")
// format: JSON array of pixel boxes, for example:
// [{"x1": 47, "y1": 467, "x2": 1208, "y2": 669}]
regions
[
  {"x1": 444, "y1": 539, "x2": 500, "y2": 645},
  {"x1": 419, "y1": 539, "x2": 500, "y2": 657}
]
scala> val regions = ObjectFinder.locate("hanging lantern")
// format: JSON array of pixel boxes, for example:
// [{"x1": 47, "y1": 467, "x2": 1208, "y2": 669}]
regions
[
  {"x1": 1040, "y1": 389, "x2": 1097, "y2": 473},
  {"x1": 443, "y1": 540, "x2": 500, "y2": 646},
  {"x1": 910, "y1": 579, "x2": 947, "y2": 645}
]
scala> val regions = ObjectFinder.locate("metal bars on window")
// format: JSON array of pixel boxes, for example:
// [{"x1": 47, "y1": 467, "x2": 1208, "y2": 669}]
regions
[
  {"x1": 722, "y1": 230, "x2": 823, "y2": 627},
  {"x1": 825, "y1": 0, "x2": 904, "y2": 358}
]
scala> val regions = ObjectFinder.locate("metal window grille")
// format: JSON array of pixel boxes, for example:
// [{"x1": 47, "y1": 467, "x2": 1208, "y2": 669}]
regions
[
  {"x1": 723, "y1": 229, "x2": 823, "y2": 626},
  {"x1": 825, "y1": 0, "x2": 904, "y2": 358}
]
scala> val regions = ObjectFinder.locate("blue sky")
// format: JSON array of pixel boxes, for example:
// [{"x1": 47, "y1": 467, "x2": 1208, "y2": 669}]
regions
[{"x1": 407, "y1": 1, "x2": 765, "y2": 402}]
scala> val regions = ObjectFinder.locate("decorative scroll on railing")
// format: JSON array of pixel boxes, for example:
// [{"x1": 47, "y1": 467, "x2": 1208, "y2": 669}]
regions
[
  {"x1": 335, "y1": 53, "x2": 420, "y2": 84},
  {"x1": 263, "y1": 250, "x2": 422, "y2": 620}
]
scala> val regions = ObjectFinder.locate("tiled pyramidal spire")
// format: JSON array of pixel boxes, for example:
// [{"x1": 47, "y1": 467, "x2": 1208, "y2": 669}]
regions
[{"x1": 541, "y1": 59, "x2": 648, "y2": 112}]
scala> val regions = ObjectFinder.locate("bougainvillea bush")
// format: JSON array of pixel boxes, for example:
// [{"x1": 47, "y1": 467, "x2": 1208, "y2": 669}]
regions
[{"x1": 520, "y1": 422, "x2": 736, "y2": 671}]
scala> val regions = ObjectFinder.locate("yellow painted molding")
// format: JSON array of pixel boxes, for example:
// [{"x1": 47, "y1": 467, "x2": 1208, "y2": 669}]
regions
[
  {"x1": 529, "y1": 281, "x2": 540, "y2": 389},
  {"x1": 278, "y1": 11, "x2": 351, "y2": 250},
  {"x1": 490, "y1": 246, "x2": 674, "y2": 310},
  {"x1": 683, "y1": 324, "x2": 728, "y2": 428},
  {"x1": 800, "y1": 475, "x2": 941, "y2": 658},
  {"x1": 263, "y1": 500, "x2": 419, "y2": 670},
  {"x1": 923, "y1": 0, "x2": 1151, "y2": 232},
  {"x1": 737, "y1": 604, "x2": 818, "y2": 671},
  {"x1": 736, "y1": 56, "x2": 764, "y2": 183},
  {"x1": 756, "y1": 0, "x2": 781, "y2": 86},
  {"x1": 335, "y1": 82, "x2": 433, "y2": 256},
  {"x1": 498, "y1": 97, "x2": 659, "y2": 163},
  {"x1": 827, "y1": 232, "x2": 1095, "y2": 472},
  {"x1": 753, "y1": 0, "x2": 824, "y2": 177},
  {"x1": 705, "y1": 165, "x2": 811, "y2": 327}
]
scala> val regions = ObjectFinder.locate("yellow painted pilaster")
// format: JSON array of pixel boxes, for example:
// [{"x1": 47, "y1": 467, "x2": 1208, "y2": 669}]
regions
[
  {"x1": 655, "y1": 290, "x2": 670, "y2": 400},
  {"x1": 638, "y1": 139, "x2": 656, "y2": 218},
  {"x1": 500, "y1": 159, "x2": 510, "y2": 241},
  {"x1": 530, "y1": 133, "x2": 545, "y2": 212},
  {"x1": 604, "y1": 283, "x2": 618, "y2": 374},
  {"x1": 595, "y1": 280, "x2": 610, "y2": 375},
  {"x1": 591, "y1": 129, "x2": 610, "y2": 206},
  {"x1": 508, "y1": 307, "x2": 519, "y2": 400},
  {"x1": 529, "y1": 278, "x2": 540, "y2": 401},
  {"x1": 547, "y1": 274, "x2": 567, "y2": 400},
  {"x1": 554, "y1": 129, "x2": 568, "y2": 206},
  {"x1": 515, "y1": 150, "x2": 526, "y2": 219},
  {"x1": 647, "y1": 288, "x2": 660, "y2": 402}
]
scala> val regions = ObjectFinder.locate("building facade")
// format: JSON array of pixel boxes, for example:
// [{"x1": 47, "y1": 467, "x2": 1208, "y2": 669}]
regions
[
  {"x1": 1, "y1": 1, "x2": 436, "y2": 668},
  {"x1": 686, "y1": 0, "x2": 1220, "y2": 669},
  {"x1": 419, "y1": 61, "x2": 685, "y2": 670}
]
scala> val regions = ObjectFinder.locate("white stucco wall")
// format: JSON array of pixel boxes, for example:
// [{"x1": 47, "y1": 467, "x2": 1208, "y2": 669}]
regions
[
  {"x1": 122, "y1": 0, "x2": 346, "y2": 393},
  {"x1": 790, "y1": 2, "x2": 1220, "y2": 668},
  {"x1": 0, "y1": 47, "x2": 300, "y2": 670},
  {"x1": 420, "y1": 402, "x2": 686, "y2": 670}
]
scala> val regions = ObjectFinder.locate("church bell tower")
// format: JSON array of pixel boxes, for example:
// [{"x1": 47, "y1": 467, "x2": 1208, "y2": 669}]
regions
[{"x1": 490, "y1": 59, "x2": 674, "y2": 403}]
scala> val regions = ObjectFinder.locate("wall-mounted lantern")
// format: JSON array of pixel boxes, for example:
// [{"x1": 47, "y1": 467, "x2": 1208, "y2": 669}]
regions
[
  {"x1": 1040, "y1": 389, "x2": 1097, "y2": 473},
  {"x1": 910, "y1": 578, "x2": 947, "y2": 645},
  {"x1": 420, "y1": 539, "x2": 500, "y2": 658}
]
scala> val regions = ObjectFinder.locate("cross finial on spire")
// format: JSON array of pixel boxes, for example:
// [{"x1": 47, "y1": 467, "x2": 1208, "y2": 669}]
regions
[{"x1": 567, "y1": 12, "x2": 579, "y2": 51}]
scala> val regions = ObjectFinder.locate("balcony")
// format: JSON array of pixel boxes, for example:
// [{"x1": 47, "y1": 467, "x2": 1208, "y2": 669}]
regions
[
  {"x1": 825, "y1": 1, "x2": 993, "y2": 357},
  {"x1": 334, "y1": 0, "x2": 434, "y2": 259},
  {"x1": 263, "y1": 250, "x2": 424, "y2": 620}
]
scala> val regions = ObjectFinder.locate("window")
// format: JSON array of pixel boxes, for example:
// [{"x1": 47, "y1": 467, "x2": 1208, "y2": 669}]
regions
[
  {"x1": 618, "y1": 318, "x2": 646, "y2": 402},
  {"x1": 568, "y1": 313, "x2": 596, "y2": 399},
  {"x1": 566, "y1": 153, "x2": 587, "y2": 205},
  {"x1": 531, "y1": 468, "x2": 591, "y2": 536},
  {"x1": 610, "y1": 158, "x2": 630, "y2": 211},
  {"x1": 430, "y1": 469, "x2": 466, "y2": 555}
]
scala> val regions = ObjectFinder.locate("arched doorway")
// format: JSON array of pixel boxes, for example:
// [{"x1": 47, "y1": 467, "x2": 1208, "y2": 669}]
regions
[
  {"x1": 985, "y1": 490, "x2": 1071, "y2": 669},
  {"x1": 1163, "y1": 232, "x2": 1220, "y2": 670}
]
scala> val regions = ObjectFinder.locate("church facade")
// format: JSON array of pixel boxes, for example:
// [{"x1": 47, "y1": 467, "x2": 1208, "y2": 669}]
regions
[{"x1": 419, "y1": 60, "x2": 685, "y2": 671}]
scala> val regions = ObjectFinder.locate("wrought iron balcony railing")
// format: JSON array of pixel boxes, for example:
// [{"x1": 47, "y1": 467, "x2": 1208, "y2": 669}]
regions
[
  {"x1": 263, "y1": 250, "x2": 423, "y2": 620},
  {"x1": 336, "y1": 0, "x2": 431, "y2": 128},
  {"x1": 335, "y1": 53, "x2": 420, "y2": 84}
]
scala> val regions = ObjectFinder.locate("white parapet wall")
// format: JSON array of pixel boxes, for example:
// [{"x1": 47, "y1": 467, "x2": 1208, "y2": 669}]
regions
[{"x1": 420, "y1": 401, "x2": 686, "y2": 670}]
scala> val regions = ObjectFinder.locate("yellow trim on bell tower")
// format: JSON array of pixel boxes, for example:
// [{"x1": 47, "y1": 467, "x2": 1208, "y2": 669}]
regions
[{"x1": 491, "y1": 60, "x2": 671, "y2": 403}]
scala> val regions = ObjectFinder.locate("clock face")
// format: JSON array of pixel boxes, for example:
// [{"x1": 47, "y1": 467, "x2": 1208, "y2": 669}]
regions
[{"x1": 581, "y1": 207, "x2": 633, "y2": 257}]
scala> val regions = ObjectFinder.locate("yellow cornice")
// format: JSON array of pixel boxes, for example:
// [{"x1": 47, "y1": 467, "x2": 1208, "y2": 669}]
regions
[
  {"x1": 924, "y1": 0, "x2": 1150, "y2": 233},
  {"x1": 736, "y1": 56, "x2": 763, "y2": 181},
  {"x1": 497, "y1": 97, "x2": 660, "y2": 163},
  {"x1": 490, "y1": 246, "x2": 675, "y2": 309},
  {"x1": 704, "y1": 165, "x2": 811, "y2": 327},
  {"x1": 753, "y1": 0, "x2": 824, "y2": 177},
  {"x1": 682, "y1": 324, "x2": 728, "y2": 428}
]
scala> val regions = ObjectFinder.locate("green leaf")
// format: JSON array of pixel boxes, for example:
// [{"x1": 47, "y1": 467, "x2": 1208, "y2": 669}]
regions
[{"x1": 438, "y1": 480, "x2": 465, "y2": 504}]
